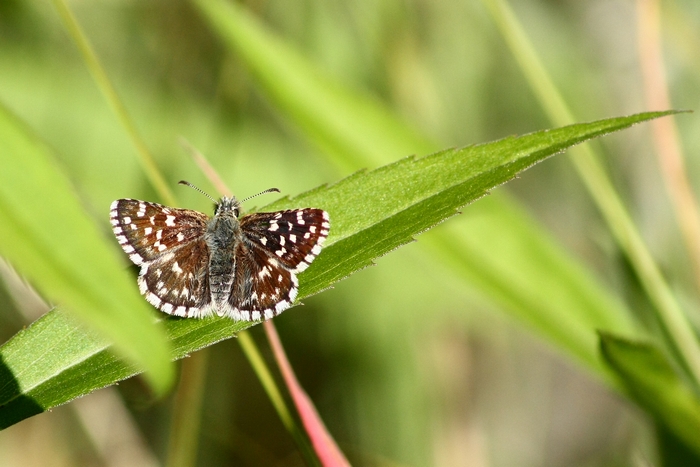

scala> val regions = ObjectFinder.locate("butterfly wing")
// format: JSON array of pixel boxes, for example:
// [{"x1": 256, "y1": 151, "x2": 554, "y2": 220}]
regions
[
  {"x1": 239, "y1": 209, "x2": 330, "y2": 272},
  {"x1": 226, "y1": 242, "x2": 299, "y2": 320},
  {"x1": 110, "y1": 199, "x2": 214, "y2": 317}
]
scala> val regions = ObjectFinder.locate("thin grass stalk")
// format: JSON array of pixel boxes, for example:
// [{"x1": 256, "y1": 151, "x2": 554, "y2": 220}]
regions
[
  {"x1": 50, "y1": 0, "x2": 176, "y2": 206},
  {"x1": 237, "y1": 331, "x2": 320, "y2": 466},
  {"x1": 481, "y1": 0, "x2": 700, "y2": 387},
  {"x1": 636, "y1": 0, "x2": 700, "y2": 292},
  {"x1": 264, "y1": 321, "x2": 350, "y2": 467},
  {"x1": 181, "y1": 142, "x2": 321, "y2": 465},
  {"x1": 165, "y1": 350, "x2": 209, "y2": 467}
]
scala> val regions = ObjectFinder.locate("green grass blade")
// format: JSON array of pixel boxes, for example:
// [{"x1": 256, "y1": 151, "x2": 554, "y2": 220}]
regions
[
  {"x1": 0, "y1": 103, "x2": 174, "y2": 396},
  {"x1": 600, "y1": 332, "x2": 700, "y2": 457},
  {"x1": 191, "y1": 0, "x2": 642, "y2": 383},
  {"x1": 192, "y1": 0, "x2": 434, "y2": 169},
  {"x1": 194, "y1": 0, "x2": 439, "y2": 170},
  {"x1": 0, "y1": 112, "x2": 670, "y2": 428}
]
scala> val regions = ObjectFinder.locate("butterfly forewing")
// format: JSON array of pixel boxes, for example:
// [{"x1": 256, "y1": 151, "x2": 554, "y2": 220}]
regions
[
  {"x1": 240, "y1": 209, "x2": 330, "y2": 273},
  {"x1": 110, "y1": 199, "x2": 209, "y2": 264}
]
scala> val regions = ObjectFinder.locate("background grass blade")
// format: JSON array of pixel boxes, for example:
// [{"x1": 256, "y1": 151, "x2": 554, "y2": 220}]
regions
[
  {"x1": 482, "y1": 0, "x2": 700, "y2": 391},
  {"x1": 600, "y1": 332, "x2": 700, "y2": 457},
  {"x1": 192, "y1": 0, "x2": 642, "y2": 384},
  {"x1": 0, "y1": 111, "x2": 670, "y2": 429},
  {"x1": 0, "y1": 102, "x2": 173, "y2": 396}
]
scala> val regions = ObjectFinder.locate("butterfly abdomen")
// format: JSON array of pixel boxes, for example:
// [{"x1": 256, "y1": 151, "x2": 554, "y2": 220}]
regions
[{"x1": 205, "y1": 214, "x2": 240, "y2": 315}]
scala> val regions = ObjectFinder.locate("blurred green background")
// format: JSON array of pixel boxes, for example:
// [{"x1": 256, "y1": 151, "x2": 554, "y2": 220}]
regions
[{"x1": 1, "y1": 0, "x2": 699, "y2": 465}]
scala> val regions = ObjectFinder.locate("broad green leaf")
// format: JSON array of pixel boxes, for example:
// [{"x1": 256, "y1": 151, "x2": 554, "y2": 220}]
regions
[
  {"x1": 0, "y1": 111, "x2": 672, "y2": 428},
  {"x1": 0, "y1": 102, "x2": 173, "y2": 395},
  {"x1": 192, "y1": 0, "x2": 639, "y2": 381},
  {"x1": 600, "y1": 332, "x2": 700, "y2": 457}
]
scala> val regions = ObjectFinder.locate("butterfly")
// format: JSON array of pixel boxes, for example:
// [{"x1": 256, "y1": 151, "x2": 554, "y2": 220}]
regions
[{"x1": 110, "y1": 181, "x2": 329, "y2": 321}]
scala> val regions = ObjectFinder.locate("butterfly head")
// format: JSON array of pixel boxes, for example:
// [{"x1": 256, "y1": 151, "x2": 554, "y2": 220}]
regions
[
  {"x1": 178, "y1": 180, "x2": 280, "y2": 219},
  {"x1": 214, "y1": 196, "x2": 241, "y2": 218}
]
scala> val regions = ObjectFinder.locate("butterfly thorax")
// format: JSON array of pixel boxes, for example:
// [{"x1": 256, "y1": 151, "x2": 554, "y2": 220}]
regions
[{"x1": 206, "y1": 197, "x2": 244, "y2": 312}]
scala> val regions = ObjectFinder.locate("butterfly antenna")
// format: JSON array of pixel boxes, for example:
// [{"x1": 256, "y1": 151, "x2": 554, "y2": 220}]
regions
[
  {"x1": 178, "y1": 180, "x2": 218, "y2": 203},
  {"x1": 241, "y1": 187, "x2": 281, "y2": 203}
]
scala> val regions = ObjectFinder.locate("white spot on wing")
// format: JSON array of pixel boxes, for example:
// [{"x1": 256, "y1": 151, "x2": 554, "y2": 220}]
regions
[
  {"x1": 129, "y1": 253, "x2": 144, "y2": 265},
  {"x1": 138, "y1": 275, "x2": 148, "y2": 294},
  {"x1": 146, "y1": 292, "x2": 162, "y2": 307}
]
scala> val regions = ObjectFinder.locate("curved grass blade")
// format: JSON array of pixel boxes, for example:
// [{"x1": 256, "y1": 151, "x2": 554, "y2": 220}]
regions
[
  {"x1": 191, "y1": 0, "x2": 641, "y2": 383},
  {"x1": 0, "y1": 112, "x2": 673, "y2": 429},
  {"x1": 0, "y1": 102, "x2": 173, "y2": 396},
  {"x1": 600, "y1": 332, "x2": 700, "y2": 457},
  {"x1": 482, "y1": 0, "x2": 700, "y2": 395}
]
